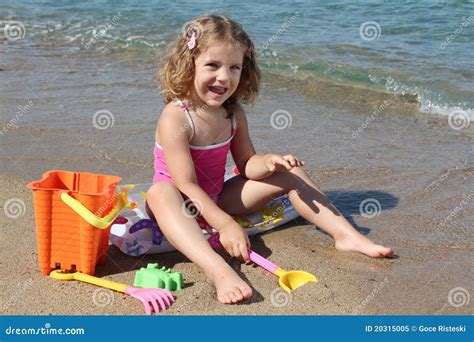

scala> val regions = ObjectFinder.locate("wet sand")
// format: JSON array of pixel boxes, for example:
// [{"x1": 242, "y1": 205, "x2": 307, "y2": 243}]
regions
[{"x1": 1, "y1": 49, "x2": 473, "y2": 315}]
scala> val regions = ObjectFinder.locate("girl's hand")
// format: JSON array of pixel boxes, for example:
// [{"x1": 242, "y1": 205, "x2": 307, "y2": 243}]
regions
[
  {"x1": 218, "y1": 222, "x2": 251, "y2": 262},
  {"x1": 265, "y1": 154, "x2": 305, "y2": 173}
]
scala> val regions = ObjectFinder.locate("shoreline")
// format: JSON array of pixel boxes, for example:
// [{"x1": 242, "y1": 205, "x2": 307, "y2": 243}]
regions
[{"x1": 1, "y1": 45, "x2": 472, "y2": 316}]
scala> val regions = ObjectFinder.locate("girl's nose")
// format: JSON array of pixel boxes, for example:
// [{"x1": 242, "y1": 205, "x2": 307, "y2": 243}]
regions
[{"x1": 216, "y1": 68, "x2": 231, "y2": 83}]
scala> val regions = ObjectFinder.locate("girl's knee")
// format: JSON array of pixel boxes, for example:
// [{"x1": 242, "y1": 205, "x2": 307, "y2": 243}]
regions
[
  {"x1": 147, "y1": 182, "x2": 180, "y2": 206},
  {"x1": 289, "y1": 165, "x2": 307, "y2": 177},
  {"x1": 275, "y1": 166, "x2": 307, "y2": 189}
]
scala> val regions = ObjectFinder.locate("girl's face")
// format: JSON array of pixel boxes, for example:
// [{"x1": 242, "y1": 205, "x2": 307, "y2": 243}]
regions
[{"x1": 191, "y1": 42, "x2": 244, "y2": 108}]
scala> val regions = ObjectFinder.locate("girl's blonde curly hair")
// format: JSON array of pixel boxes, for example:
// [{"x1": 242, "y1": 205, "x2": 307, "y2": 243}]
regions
[{"x1": 158, "y1": 14, "x2": 260, "y2": 117}]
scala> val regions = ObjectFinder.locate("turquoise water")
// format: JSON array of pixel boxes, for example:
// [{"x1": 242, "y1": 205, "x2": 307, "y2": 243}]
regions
[{"x1": 2, "y1": 0, "x2": 473, "y2": 118}]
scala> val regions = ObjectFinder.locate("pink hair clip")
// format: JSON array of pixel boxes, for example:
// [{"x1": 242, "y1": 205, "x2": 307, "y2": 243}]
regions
[{"x1": 187, "y1": 32, "x2": 196, "y2": 50}]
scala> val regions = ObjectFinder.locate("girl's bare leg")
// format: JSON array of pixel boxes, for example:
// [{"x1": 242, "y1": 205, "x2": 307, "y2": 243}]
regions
[
  {"x1": 147, "y1": 182, "x2": 252, "y2": 304},
  {"x1": 218, "y1": 167, "x2": 393, "y2": 257}
]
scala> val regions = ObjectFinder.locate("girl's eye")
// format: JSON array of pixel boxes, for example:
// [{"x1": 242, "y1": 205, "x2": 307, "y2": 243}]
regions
[
  {"x1": 206, "y1": 63, "x2": 218, "y2": 68},
  {"x1": 232, "y1": 66, "x2": 241, "y2": 70}
]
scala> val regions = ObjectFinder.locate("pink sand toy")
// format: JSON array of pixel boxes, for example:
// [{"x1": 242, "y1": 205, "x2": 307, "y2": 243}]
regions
[{"x1": 50, "y1": 270, "x2": 174, "y2": 315}]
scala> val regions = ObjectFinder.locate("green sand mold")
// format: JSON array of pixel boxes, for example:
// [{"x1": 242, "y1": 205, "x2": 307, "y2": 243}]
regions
[{"x1": 134, "y1": 263, "x2": 183, "y2": 291}]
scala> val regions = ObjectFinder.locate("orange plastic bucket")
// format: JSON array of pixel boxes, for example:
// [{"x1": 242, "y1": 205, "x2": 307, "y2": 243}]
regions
[{"x1": 27, "y1": 170, "x2": 122, "y2": 275}]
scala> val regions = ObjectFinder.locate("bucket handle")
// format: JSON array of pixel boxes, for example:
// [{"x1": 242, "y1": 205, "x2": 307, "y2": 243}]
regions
[{"x1": 60, "y1": 192, "x2": 126, "y2": 229}]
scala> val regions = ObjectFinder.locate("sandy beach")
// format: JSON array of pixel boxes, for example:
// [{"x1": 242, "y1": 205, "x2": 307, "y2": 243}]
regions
[
  {"x1": 1, "y1": 63, "x2": 472, "y2": 315},
  {"x1": 1, "y1": 2, "x2": 473, "y2": 316}
]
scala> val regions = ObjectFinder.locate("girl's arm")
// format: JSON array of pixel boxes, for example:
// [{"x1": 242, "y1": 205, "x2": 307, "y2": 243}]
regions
[
  {"x1": 230, "y1": 105, "x2": 266, "y2": 180},
  {"x1": 159, "y1": 104, "x2": 236, "y2": 230},
  {"x1": 230, "y1": 105, "x2": 304, "y2": 180}
]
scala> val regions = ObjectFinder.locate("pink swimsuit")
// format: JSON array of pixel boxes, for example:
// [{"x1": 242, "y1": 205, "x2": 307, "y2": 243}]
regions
[{"x1": 153, "y1": 99, "x2": 236, "y2": 202}]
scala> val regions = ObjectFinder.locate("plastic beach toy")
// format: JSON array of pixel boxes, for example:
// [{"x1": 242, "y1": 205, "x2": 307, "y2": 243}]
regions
[
  {"x1": 134, "y1": 263, "x2": 183, "y2": 291},
  {"x1": 110, "y1": 166, "x2": 301, "y2": 256},
  {"x1": 208, "y1": 234, "x2": 317, "y2": 293},
  {"x1": 50, "y1": 270, "x2": 174, "y2": 315},
  {"x1": 249, "y1": 248, "x2": 317, "y2": 293},
  {"x1": 27, "y1": 170, "x2": 124, "y2": 275},
  {"x1": 60, "y1": 192, "x2": 125, "y2": 229}
]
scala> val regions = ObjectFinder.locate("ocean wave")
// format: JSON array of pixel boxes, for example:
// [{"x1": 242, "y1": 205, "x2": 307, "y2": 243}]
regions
[
  {"x1": 371, "y1": 75, "x2": 474, "y2": 119},
  {"x1": 5, "y1": 7, "x2": 472, "y2": 121},
  {"x1": 27, "y1": 19, "x2": 165, "y2": 51},
  {"x1": 258, "y1": 53, "x2": 473, "y2": 120}
]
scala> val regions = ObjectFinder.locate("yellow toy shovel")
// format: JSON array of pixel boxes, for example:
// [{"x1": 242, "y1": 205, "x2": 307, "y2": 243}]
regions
[
  {"x1": 248, "y1": 248, "x2": 317, "y2": 293},
  {"x1": 208, "y1": 234, "x2": 317, "y2": 293}
]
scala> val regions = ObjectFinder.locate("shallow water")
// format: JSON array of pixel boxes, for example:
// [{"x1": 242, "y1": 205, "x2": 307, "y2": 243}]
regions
[{"x1": 1, "y1": 0, "x2": 473, "y2": 118}]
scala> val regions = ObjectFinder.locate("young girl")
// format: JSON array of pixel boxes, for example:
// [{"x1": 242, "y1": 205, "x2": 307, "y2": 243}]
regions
[{"x1": 147, "y1": 14, "x2": 393, "y2": 304}]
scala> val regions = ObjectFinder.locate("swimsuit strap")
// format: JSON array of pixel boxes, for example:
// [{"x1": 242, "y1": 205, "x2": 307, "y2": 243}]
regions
[
  {"x1": 176, "y1": 99, "x2": 196, "y2": 141},
  {"x1": 176, "y1": 98, "x2": 237, "y2": 140},
  {"x1": 231, "y1": 113, "x2": 237, "y2": 134}
]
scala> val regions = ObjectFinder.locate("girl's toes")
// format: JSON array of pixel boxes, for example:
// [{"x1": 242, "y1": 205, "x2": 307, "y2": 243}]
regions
[
  {"x1": 373, "y1": 245, "x2": 393, "y2": 258},
  {"x1": 382, "y1": 247, "x2": 394, "y2": 257},
  {"x1": 233, "y1": 288, "x2": 244, "y2": 302},
  {"x1": 228, "y1": 291, "x2": 238, "y2": 304},
  {"x1": 218, "y1": 293, "x2": 231, "y2": 304},
  {"x1": 239, "y1": 284, "x2": 253, "y2": 299}
]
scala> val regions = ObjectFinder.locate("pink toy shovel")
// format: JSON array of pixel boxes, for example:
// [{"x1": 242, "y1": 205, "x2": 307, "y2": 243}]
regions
[
  {"x1": 208, "y1": 234, "x2": 317, "y2": 293},
  {"x1": 50, "y1": 270, "x2": 174, "y2": 314}
]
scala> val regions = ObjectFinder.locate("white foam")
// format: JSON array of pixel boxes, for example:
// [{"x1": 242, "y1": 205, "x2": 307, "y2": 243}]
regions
[{"x1": 377, "y1": 75, "x2": 474, "y2": 120}]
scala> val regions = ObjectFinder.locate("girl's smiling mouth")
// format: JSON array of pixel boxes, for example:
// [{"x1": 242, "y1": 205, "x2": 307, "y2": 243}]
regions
[{"x1": 208, "y1": 85, "x2": 228, "y2": 96}]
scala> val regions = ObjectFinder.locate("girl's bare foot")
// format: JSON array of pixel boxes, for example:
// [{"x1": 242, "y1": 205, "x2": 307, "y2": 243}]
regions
[
  {"x1": 207, "y1": 263, "x2": 252, "y2": 304},
  {"x1": 335, "y1": 232, "x2": 394, "y2": 258}
]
